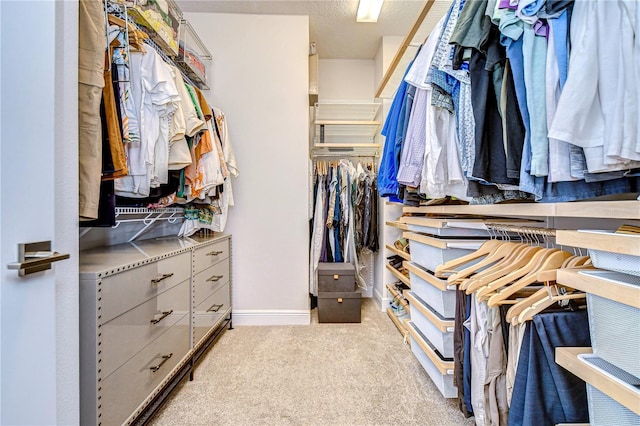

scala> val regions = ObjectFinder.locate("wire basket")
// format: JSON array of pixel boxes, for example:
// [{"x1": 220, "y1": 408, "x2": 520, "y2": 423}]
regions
[
  {"x1": 588, "y1": 249, "x2": 640, "y2": 277},
  {"x1": 587, "y1": 293, "x2": 640, "y2": 378},
  {"x1": 582, "y1": 354, "x2": 640, "y2": 426}
]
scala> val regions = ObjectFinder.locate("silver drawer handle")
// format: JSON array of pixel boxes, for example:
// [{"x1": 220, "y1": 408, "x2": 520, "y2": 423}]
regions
[
  {"x1": 206, "y1": 250, "x2": 223, "y2": 256},
  {"x1": 151, "y1": 273, "x2": 174, "y2": 285},
  {"x1": 207, "y1": 303, "x2": 224, "y2": 313},
  {"x1": 150, "y1": 310, "x2": 173, "y2": 325},
  {"x1": 149, "y1": 353, "x2": 173, "y2": 372},
  {"x1": 206, "y1": 275, "x2": 224, "y2": 282}
]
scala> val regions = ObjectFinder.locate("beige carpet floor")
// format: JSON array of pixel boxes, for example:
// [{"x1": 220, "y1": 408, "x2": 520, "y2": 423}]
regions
[{"x1": 150, "y1": 298, "x2": 476, "y2": 426}]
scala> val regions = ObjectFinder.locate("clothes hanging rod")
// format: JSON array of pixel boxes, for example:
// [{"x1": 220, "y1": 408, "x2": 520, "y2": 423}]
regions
[
  {"x1": 484, "y1": 223, "x2": 557, "y2": 237},
  {"x1": 312, "y1": 153, "x2": 379, "y2": 158}
]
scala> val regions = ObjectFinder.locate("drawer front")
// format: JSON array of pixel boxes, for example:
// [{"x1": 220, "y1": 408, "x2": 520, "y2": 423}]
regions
[
  {"x1": 100, "y1": 252, "x2": 191, "y2": 323},
  {"x1": 193, "y1": 239, "x2": 229, "y2": 273},
  {"x1": 193, "y1": 283, "x2": 231, "y2": 347},
  {"x1": 101, "y1": 279, "x2": 190, "y2": 379},
  {"x1": 100, "y1": 315, "x2": 190, "y2": 426},
  {"x1": 155, "y1": 251, "x2": 192, "y2": 290},
  {"x1": 193, "y1": 260, "x2": 230, "y2": 307}
]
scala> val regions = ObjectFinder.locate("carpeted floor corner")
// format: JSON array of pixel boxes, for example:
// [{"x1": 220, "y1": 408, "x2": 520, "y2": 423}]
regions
[{"x1": 149, "y1": 298, "x2": 475, "y2": 426}]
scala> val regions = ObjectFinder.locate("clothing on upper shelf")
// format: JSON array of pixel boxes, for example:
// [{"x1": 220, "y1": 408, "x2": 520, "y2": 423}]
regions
[
  {"x1": 309, "y1": 160, "x2": 378, "y2": 296},
  {"x1": 81, "y1": 9, "x2": 239, "y2": 233},
  {"x1": 378, "y1": 0, "x2": 639, "y2": 205}
]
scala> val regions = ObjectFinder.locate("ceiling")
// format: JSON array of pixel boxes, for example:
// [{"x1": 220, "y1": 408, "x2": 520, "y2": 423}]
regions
[{"x1": 179, "y1": 0, "x2": 443, "y2": 59}]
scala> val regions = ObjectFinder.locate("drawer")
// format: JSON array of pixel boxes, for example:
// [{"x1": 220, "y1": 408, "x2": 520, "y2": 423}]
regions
[
  {"x1": 404, "y1": 232, "x2": 484, "y2": 273},
  {"x1": 400, "y1": 217, "x2": 491, "y2": 237},
  {"x1": 405, "y1": 262, "x2": 457, "y2": 318},
  {"x1": 100, "y1": 279, "x2": 190, "y2": 380},
  {"x1": 100, "y1": 314, "x2": 189, "y2": 426},
  {"x1": 407, "y1": 321, "x2": 456, "y2": 399},
  {"x1": 406, "y1": 291, "x2": 454, "y2": 358},
  {"x1": 100, "y1": 252, "x2": 191, "y2": 323},
  {"x1": 193, "y1": 282, "x2": 231, "y2": 347},
  {"x1": 193, "y1": 239, "x2": 229, "y2": 273},
  {"x1": 193, "y1": 260, "x2": 230, "y2": 308},
  {"x1": 587, "y1": 292, "x2": 640, "y2": 378}
]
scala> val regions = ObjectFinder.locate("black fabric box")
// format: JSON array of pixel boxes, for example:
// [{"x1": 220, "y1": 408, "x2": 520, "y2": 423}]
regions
[
  {"x1": 317, "y1": 290, "x2": 361, "y2": 323},
  {"x1": 317, "y1": 262, "x2": 356, "y2": 292}
]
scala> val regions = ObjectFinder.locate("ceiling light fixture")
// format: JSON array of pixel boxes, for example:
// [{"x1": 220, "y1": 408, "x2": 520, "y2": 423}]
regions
[{"x1": 356, "y1": 0, "x2": 384, "y2": 22}]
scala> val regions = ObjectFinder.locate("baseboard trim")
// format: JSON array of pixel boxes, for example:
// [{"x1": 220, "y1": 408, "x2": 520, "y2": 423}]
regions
[
  {"x1": 374, "y1": 288, "x2": 390, "y2": 312},
  {"x1": 232, "y1": 310, "x2": 311, "y2": 326}
]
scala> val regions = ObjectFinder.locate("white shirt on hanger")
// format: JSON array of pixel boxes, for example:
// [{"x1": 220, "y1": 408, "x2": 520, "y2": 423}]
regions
[
  {"x1": 116, "y1": 48, "x2": 180, "y2": 197},
  {"x1": 548, "y1": 0, "x2": 640, "y2": 173}
]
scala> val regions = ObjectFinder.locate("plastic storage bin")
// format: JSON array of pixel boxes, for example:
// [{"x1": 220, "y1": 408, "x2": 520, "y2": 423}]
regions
[
  {"x1": 404, "y1": 232, "x2": 485, "y2": 273},
  {"x1": 406, "y1": 292, "x2": 454, "y2": 358},
  {"x1": 407, "y1": 322, "x2": 456, "y2": 398},
  {"x1": 405, "y1": 261, "x2": 456, "y2": 318},
  {"x1": 587, "y1": 291, "x2": 640, "y2": 378}
]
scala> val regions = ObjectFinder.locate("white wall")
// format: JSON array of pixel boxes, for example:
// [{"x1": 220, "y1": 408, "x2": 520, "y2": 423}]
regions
[
  {"x1": 318, "y1": 59, "x2": 375, "y2": 102},
  {"x1": 187, "y1": 12, "x2": 311, "y2": 325}
]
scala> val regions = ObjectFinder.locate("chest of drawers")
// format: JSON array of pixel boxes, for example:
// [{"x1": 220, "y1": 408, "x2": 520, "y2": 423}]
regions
[{"x1": 80, "y1": 234, "x2": 232, "y2": 426}]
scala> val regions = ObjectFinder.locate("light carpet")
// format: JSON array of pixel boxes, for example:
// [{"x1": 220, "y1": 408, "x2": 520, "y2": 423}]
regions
[{"x1": 150, "y1": 298, "x2": 475, "y2": 426}]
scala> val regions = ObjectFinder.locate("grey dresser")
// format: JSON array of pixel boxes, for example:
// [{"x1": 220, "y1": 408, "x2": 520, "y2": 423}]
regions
[{"x1": 79, "y1": 234, "x2": 232, "y2": 426}]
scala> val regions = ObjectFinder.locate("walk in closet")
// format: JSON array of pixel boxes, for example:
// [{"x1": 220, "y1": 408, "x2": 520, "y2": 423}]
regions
[{"x1": 1, "y1": 0, "x2": 639, "y2": 425}]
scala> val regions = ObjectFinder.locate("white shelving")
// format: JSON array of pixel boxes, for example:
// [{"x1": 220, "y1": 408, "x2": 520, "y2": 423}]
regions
[
  {"x1": 311, "y1": 102, "x2": 382, "y2": 156},
  {"x1": 79, "y1": 207, "x2": 185, "y2": 242}
]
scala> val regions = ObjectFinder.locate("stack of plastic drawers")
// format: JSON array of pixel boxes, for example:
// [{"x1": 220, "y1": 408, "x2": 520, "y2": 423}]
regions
[
  {"x1": 555, "y1": 229, "x2": 640, "y2": 426},
  {"x1": 400, "y1": 217, "x2": 488, "y2": 398},
  {"x1": 583, "y1": 232, "x2": 640, "y2": 425}
]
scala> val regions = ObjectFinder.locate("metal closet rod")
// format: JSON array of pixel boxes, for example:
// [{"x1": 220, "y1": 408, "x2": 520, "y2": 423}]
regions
[{"x1": 484, "y1": 223, "x2": 557, "y2": 237}]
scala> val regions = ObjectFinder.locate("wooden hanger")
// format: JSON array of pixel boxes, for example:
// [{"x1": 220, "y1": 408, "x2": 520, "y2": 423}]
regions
[
  {"x1": 460, "y1": 243, "x2": 533, "y2": 290},
  {"x1": 474, "y1": 248, "x2": 560, "y2": 299},
  {"x1": 463, "y1": 245, "x2": 544, "y2": 293},
  {"x1": 505, "y1": 287, "x2": 550, "y2": 323},
  {"x1": 486, "y1": 250, "x2": 573, "y2": 307},
  {"x1": 516, "y1": 287, "x2": 585, "y2": 324},
  {"x1": 447, "y1": 241, "x2": 521, "y2": 284},
  {"x1": 566, "y1": 255, "x2": 591, "y2": 268},
  {"x1": 108, "y1": 14, "x2": 149, "y2": 41},
  {"x1": 504, "y1": 260, "x2": 593, "y2": 323},
  {"x1": 434, "y1": 239, "x2": 504, "y2": 278}
]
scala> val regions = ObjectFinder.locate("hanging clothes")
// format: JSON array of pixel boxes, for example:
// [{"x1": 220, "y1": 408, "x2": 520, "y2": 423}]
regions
[
  {"x1": 377, "y1": 0, "x2": 639, "y2": 206},
  {"x1": 308, "y1": 159, "x2": 379, "y2": 296}
]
